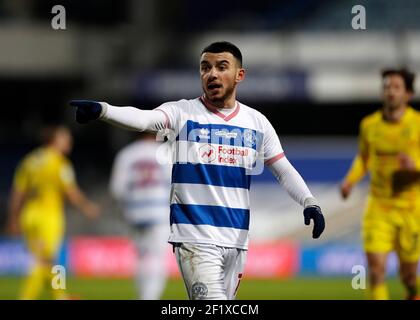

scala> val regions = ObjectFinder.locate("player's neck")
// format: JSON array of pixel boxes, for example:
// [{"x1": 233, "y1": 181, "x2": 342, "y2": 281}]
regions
[
  {"x1": 203, "y1": 94, "x2": 236, "y2": 109},
  {"x1": 382, "y1": 104, "x2": 407, "y2": 123},
  {"x1": 46, "y1": 144, "x2": 64, "y2": 156}
]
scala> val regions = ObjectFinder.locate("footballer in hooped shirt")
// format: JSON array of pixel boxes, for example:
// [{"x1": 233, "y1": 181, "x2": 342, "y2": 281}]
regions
[{"x1": 70, "y1": 41, "x2": 325, "y2": 300}]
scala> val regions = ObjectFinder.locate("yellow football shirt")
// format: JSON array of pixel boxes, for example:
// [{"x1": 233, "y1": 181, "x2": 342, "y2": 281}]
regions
[
  {"x1": 13, "y1": 146, "x2": 76, "y2": 221},
  {"x1": 347, "y1": 106, "x2": 420, "y2": 208}
]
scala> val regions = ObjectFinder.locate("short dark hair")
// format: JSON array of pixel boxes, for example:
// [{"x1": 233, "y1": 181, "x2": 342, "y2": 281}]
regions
[
  {"x1": 201, "y1": 41, "x2": 243, "y2": 67},
  {"x1": 382, "y1": 68, "x2": 415, "y2": 93}
]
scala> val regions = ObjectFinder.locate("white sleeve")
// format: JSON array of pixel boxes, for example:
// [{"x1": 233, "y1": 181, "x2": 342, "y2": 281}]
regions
[
  {"x1": 267, "y1": 156, "x2": 318, "y2": 208},
  {"x1": 262, "y1": 116, "x2": 285, "y2": 165},
  {"x1": 99, "y1": 102, "x2": 167, "y2": 132},
  {"x1": 109, "y1": 152, "x2": 128, "y2": 200}
]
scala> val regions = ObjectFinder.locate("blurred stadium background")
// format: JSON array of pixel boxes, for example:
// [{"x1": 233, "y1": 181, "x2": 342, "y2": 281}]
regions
[{"x1": 0, "y1": 0, "x2": 420, "y2": 299}]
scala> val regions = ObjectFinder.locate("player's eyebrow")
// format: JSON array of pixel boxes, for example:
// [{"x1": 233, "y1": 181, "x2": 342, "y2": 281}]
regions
[{"x1": 200, "y1": 60, "x2": 230, "y2": 66}]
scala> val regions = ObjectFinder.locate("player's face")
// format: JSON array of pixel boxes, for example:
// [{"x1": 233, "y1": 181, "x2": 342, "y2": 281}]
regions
[
  {"x1": 200, "y1": 52, "x2": 244, "y2": 104},
  {"x1": 382, "y1": 75, "x2": 412, "y2": 109}
]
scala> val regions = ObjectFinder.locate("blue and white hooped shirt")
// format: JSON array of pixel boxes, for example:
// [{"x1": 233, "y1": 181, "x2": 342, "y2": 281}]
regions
[{"x1": 156, "y1": 96, "x2": 284, "y2": 249}]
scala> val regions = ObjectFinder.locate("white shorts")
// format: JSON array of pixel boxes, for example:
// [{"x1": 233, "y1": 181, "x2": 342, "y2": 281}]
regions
[{"x1": 174, "y1": 242, "x2": 247, "y2": 300}]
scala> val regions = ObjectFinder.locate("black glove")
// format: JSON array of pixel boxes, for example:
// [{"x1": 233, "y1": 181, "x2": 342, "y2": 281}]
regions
[
  {"x1": 303, "y1": 205, "x2": 325, "y2": 239},
  {"x1": 69, "y1": 100, "x2": 103, "y2": 124}
]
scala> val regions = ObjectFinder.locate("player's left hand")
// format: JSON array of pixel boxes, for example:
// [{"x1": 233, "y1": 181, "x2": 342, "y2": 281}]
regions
[
  {"x1": 340, "y1": 181, "x2": 353, "y2": 199},
  {"x1": 303, "y1": 205, "x2": 325, "y2": 239},
  {"x1": 85, "y1": 202, "x2": 101, "y2": 220},
  {"x1": 398, "y1": 153, "x2": 416, "y2": 170}
]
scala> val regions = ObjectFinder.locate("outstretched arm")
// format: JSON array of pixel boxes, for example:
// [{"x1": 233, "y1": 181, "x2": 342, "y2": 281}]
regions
[
  {"x1": 267, "y1": 156, "x2": 325, "y2": 239},
  {"x1": 69, "y1": 100, "x2": 168, "y2": 132}
]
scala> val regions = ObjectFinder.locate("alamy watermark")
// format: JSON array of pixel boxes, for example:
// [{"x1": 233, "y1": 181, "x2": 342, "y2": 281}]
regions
[
  {"x1": 51, "y1": 265, "x2": 66, "y2": 290},
  {"x1": 51, "y1": 4, "x2": 366, "y2": 31},
  {"x1": 351, "y1": 5, "x2": 366, "y2": 30},
  {"x1": 351, "y1": 264, "x2": 366, "y2": 290},
  {"x1": 51, "y1": 5, "x2": 66, "y2": 30},
  {"x1": 154, "y1": 127, "x2": 266, "y2": 176}
]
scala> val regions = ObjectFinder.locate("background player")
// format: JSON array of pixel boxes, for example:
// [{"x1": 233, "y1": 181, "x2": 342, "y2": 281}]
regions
[
  {"x1": 110, "y1": 132, "x2": 171, "y2": 300},
  {"x1": 6, "y1": 125, "x2": 100, "y2": 299},
  {"x1": 341, "y1": 69, "x2": 420, "y2": 300},
  {"x1": 69, "y1": 41, "x2": 325, "y2": 300}
]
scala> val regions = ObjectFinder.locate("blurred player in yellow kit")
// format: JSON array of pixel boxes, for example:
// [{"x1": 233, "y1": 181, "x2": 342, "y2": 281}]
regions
[
  {"x1": 341, "y1": 69, "x2": 420, "y2": 300},
  {"x1": 6, "y1": 125, "x2": 100, "y2": 299}
]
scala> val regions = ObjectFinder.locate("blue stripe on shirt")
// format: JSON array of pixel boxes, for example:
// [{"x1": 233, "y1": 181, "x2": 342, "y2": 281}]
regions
[
  {"x1": 172, "y1": 163, "x2": 251, "y2": 189},
  {"x1": 170, "y1": 203, "x2": 250, "y2": 230}
]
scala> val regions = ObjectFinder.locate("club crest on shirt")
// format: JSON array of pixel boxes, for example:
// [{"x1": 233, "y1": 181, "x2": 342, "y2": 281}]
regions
[
  {"x1": 198, "y1": 128, "x2": 210, "y2": 139},
  {"x1": 243, "y1": 129, "x2": 257, "y2": 147},
  {"x1": 191, "y1": 281, "x2": 208, "y2": 299}
]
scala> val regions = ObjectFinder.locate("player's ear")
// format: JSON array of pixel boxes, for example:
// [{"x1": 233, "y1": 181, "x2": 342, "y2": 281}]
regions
[{"x1": 236, "y1": 68, "x2": 245, "y2": 84}]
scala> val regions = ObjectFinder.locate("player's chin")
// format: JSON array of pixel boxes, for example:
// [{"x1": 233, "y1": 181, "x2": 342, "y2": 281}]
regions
[{"x1": 206, "y1": 90, "x2": 224, "y2": 101}]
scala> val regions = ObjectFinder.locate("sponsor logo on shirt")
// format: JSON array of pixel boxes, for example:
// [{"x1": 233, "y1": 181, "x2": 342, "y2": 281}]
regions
[
  {"x1": 199, "y1": 144, "x2": 217, "y2": 163},
  {"x1": 198, "y1": 144, "x2": 250, "y2": 165}
]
